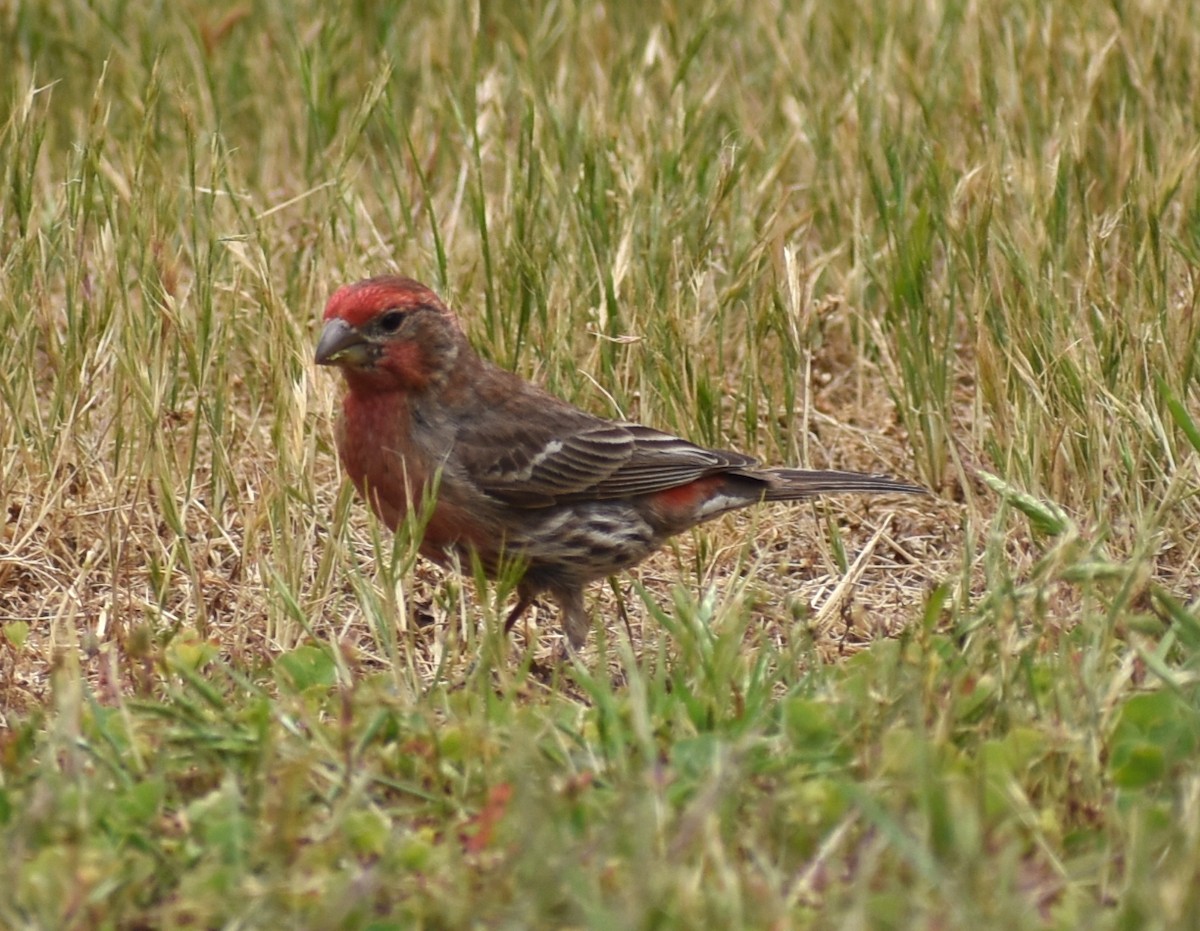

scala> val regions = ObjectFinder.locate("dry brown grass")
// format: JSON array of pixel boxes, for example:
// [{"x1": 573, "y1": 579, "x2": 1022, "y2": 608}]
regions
[{"x1": 4, "y1": 1, "x2": 1200, "y2": 927}]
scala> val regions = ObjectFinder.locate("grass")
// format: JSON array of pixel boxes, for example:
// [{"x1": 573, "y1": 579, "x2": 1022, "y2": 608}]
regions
[{"x1": 2, "y1": 0, "x2": 1200, "y2": 926}]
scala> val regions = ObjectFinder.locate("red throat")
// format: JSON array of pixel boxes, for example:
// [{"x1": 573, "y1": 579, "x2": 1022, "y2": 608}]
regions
[{"x1": 379, "y1": 340, "x2": 434, "y2": 390}]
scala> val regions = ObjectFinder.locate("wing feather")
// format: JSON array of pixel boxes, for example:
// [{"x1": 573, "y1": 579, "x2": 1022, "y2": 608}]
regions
[{"x1": 453, "y1": 403, "x2": 752, "y2": 507}]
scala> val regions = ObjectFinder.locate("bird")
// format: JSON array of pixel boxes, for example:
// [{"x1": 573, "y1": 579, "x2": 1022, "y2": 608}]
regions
[{"x1": 315, "y1": 275, "x2": 926, "y2": 651}]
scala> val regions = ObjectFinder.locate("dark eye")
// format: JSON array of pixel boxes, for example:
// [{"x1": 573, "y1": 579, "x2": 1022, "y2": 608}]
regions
[{"x1": 377, "y1": 310, "x2": 406, "y2": 333}]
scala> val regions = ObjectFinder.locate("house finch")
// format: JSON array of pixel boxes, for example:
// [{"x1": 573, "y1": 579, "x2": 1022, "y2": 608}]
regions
[{"x1": 316, "y1": 276, "x2": 925, "y2": 650}]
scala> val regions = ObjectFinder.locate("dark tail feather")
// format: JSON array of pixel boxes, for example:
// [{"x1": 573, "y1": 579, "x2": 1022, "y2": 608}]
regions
[{"x1": 758, "y1": 468, "x2": 928, "y2": 500}]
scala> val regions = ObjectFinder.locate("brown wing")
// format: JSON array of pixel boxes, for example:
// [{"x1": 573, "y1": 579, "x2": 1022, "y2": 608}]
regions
[
  {"x1": 585, "y1": 424, "x2": 757, "y2": 498},
  {"x1": 450, "y1": 386, "x2": 755, "y2": 507}
]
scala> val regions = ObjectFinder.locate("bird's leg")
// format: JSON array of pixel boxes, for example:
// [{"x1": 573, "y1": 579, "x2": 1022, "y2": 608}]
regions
[
  {"x1": 555, "y1": 587, "x2": 591, "y2": 653},
  {"x1": 838, "y1": 597, "x2": 853, "y2": 655},
  {"x1": 608, "y1": 576, "x2": 635, "y2": 644},
  {"x1": 503, "y1": 593, "x2": 532, "y2": 637}
]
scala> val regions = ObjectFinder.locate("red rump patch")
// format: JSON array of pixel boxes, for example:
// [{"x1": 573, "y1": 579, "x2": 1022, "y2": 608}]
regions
[
  {"x1": 324, "y1": 276, "x2": 444, "y2": 327},
  {"x1": 651, "y1": 475, "x2": 726, "y2": 514}
]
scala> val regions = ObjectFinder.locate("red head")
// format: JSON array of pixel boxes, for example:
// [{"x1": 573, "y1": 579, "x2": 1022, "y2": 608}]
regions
[{"x1": 315, "y1": 276, "x2": 463, "y2": 392}]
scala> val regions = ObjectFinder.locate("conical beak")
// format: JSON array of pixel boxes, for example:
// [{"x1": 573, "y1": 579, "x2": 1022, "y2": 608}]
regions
[{"x1": 315, "y1": 318, "x2": 369, "y2": 366}]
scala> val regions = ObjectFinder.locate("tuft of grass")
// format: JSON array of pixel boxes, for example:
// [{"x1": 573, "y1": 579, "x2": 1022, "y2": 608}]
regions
[{"x1": 3, "y1": 0, "x2": 1200, "y2": 926}]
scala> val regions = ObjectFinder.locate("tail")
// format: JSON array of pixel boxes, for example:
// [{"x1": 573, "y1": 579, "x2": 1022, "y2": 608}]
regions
[{"x1": 756, "y1": 468, "x2": 928, "y2": 501}]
